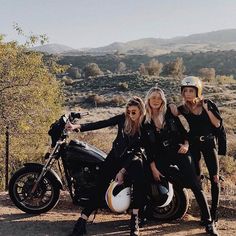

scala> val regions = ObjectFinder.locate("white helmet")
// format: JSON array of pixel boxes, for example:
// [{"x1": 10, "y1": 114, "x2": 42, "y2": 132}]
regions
[
  {"x1": 151, "y1": 177, "x2": 174, "y2": 208},
  {"x1": 181, "y1": 76, "x2": 203, "y2": 97},
  {"x1": 105, "y1": 181, "x2": 131, "y2": 213}
]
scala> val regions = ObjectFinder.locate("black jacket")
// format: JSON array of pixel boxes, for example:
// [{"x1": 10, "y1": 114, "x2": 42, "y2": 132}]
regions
[
  {"x1": 206, "y1": 99, "x2": 227, "y2": 155},
  {"x1": 80, "y1": 113, "x2": 142, "y2": 169},
  {"x1": 141, "y1": 109, "x2": 188, "y2": 164}
]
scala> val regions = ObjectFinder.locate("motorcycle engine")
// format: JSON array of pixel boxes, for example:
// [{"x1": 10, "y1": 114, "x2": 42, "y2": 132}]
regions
[{"x1": 70, "y1": 165, "x2": 100, "y2": 203}]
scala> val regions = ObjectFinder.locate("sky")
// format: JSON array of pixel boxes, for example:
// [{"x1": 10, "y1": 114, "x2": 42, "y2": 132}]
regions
[{"x1": 1, "y1": 0, "x2": 236, "y2": 49}]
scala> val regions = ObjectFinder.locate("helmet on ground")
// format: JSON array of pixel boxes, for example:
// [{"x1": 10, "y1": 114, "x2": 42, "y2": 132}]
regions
[
  {"x1": 181, "y1": 76, "x2": 203, "y2": 97},
  {"x1": 150, "y1": 177, "x2": 174, "y2": 208},
  {"x1": 105, "y1": 181, "x2": 131, "y2": 213}
]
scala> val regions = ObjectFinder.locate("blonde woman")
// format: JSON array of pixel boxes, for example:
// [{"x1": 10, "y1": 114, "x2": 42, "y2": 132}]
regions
[
  {"x1": 66, "y1": 96, "x2": 145, "y2": 236},
  {"x1": 141, "y1": 87, "x2": 218, "y2": 236}
]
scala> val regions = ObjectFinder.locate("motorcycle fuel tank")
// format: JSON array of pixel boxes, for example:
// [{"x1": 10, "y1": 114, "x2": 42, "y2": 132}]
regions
[{"x1": 65, "y1": 139, "x2": 106, "y2": 164}]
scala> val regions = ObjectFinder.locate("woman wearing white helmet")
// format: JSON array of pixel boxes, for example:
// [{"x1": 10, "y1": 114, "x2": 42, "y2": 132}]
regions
[
  {"x1": 66, "y1": 96, "x2": 146, "y2": 236},
  {"x1": 142, "y1": 86, "x2": 219, "y2": 236}
]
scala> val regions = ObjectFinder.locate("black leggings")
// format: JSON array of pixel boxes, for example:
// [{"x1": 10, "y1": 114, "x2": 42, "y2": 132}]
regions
[
  {"x1": 82, "y1": 152, "x2": 145, "y2": 217},
  {"x1": 190, "y1": 139, "x2": 220, "y2": 217},
  {"x1": 158, "y1": 151, "x2": 212, "y2": 224}
]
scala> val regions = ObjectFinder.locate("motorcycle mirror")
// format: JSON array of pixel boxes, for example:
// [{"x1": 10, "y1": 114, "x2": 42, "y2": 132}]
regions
[{"x1": 70, "y1": 112, "x2": 89, "y2": 121}]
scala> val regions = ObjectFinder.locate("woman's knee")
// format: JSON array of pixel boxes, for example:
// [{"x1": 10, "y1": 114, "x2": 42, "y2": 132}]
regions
[
  {"x1": 211, "y1": 175, "x2": 220, "y2": 184},
  {"x1": 131, "y1": 157, "x2": 143, "y2": 169}
]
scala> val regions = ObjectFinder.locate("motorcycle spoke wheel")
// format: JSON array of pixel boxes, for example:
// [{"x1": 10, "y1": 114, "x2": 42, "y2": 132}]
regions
[
  {"x1": 152, "y1": 194, "x2": 177, "y2": 219},
  {"x1": 13, "y1": 172, "x2": 55, "y2": 211},
  {"x1": 151, "y1": 187, "x2": 189, "y2": 220}
]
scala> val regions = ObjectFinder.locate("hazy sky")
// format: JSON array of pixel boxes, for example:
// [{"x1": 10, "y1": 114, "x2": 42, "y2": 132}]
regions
[{"x1": 1, "y1": 0, "x2": 236, "y2": 48}]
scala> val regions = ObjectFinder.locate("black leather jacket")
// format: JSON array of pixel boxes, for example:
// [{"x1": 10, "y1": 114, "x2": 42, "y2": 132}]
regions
[
  {"x1": 141, "y1": 109, "x2": 188, "y2": 164},
  {"x1": 80, "y1": 113, "x2": 142, "y2": 169}
]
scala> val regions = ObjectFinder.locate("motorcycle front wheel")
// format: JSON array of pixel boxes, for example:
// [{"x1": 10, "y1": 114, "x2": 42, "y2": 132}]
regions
[{"x1": 9, "y1": 166, "x2": 60, "y2": 214}]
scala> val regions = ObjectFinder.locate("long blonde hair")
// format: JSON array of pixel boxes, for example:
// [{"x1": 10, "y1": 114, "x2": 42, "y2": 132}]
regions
[
  {"x1": 124, "y1": 96, "x2": 145, "y2": 136},
  {"x1": 145, "y1": 87, "x2": 167, "y2": 124}
]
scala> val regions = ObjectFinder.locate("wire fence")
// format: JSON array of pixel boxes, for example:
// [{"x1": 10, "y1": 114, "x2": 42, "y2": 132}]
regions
[{"x1": 0, "y1": 126, "x2": 50, "y2": 191}]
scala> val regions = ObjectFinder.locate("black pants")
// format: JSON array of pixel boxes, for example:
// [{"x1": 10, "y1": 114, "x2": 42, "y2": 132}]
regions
[
  {"x1": 157, "y1": 150, "x2": 212, "y2": 224},
  {"x1": 82, "y1": 151, "x2": 145, "y2": 217},
  {"x1": 190, "y1": 139, "x2": 220, "y2": 218}
]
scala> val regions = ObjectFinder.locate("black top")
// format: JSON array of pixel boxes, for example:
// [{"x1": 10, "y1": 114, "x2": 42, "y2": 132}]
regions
[
  {"x1": 80, "y1": 113, "x2": 142, "y2": 169},
  {"x1": 141, "y1": 109, "x2": 188, "y2": 164},
  {"x1": 178, "y1": 106, "x2": 214, "y2": 137},
  {"x1": 178, "y1": 100, "x2": 226, "y2": 155}
]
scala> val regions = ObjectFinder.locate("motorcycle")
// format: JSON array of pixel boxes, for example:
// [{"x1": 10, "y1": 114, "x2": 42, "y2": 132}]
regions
[{"x1": 9, "y1": 112, "x2": 189, "y2": 220}]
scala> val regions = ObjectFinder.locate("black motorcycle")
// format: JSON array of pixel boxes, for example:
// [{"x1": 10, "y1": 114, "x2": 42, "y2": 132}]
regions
[{"x1": 9, "y1": 112, "x2": 189, "y2": 220}]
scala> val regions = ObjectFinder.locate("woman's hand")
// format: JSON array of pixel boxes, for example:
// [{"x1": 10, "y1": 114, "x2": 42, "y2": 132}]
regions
[
  {"x1": 65, "y1": 122, "x2": 81, "y2": 131},
  {"x1": 178, "y1": 143, "x2": 189, "y2": 154},
  {"x1": 202, "y1": 98, "x2": 209, "y2": 111},
  {"x1": 169, "y1": 103, "x2": 179, "y2": 116},
  {"x1": 152, "y1": 167, "x2": 164, "y2": 182},
  {"x1": 115, "y1": 171, "x2": 125, "y2": 185}
]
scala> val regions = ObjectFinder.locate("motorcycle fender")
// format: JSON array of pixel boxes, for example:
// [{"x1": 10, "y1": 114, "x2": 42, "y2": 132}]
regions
[{"x1": 23, "y1": 163, "x2": 63, "y2": 189}]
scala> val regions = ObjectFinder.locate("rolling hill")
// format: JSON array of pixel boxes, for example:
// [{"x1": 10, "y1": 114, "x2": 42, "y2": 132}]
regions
[{"x1": 33, "y1": 29, "x2": 236, "y2": 55}]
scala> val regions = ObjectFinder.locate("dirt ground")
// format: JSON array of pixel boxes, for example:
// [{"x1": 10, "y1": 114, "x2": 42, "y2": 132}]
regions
[{"x1": 0, "y1": 191, "x2": 235, "y2": 236}]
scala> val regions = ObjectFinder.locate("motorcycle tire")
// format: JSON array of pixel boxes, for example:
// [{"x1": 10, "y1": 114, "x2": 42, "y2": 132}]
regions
[
  {"x1": 9, "y1": 166, "x2": 60, "y2": 214},
  {"x1": 149, "y1": 185, "x2": 189, "y2": 221}
]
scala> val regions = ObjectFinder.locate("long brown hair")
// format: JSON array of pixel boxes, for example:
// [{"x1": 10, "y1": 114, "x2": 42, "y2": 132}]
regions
[
  {"x1": 144, "y1": 87, "x2": 167, "y2": 124},
  {"x1": 124, "y1": 96, "x2": 145, "y2": 136},
  {"x1": 181, "y1": 87, "x2": 203, "y2": 114}
]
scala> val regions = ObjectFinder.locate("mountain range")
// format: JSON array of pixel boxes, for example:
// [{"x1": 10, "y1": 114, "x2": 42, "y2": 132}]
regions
[{"x1": 32, "y1": 29, "x2": 236, "y2": 55}]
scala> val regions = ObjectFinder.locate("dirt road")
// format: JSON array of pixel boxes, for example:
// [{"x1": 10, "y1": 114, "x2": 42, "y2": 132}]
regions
[{"x1": 0, "y1": 191, "x2": 235, "y2": 236}]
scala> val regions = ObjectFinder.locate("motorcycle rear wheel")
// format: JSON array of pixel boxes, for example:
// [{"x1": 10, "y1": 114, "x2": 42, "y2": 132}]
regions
[
  {"x1": 149, "y1": 185, "x2": 189, "y2": 220},
  {"x1": 9, "y1": 166, "x2": 60, "y2": 214}
]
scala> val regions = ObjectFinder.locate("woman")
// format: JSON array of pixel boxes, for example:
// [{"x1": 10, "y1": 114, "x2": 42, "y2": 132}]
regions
[
  {"x1": 141, "y1": 87, "x2": 218, "y2": 236},
  {"x1": 173, "y1": 76, "x2": 226, "y2": 226},
  {"x1": 66, "y1": 96, "x2": 146, "y2": 236}
]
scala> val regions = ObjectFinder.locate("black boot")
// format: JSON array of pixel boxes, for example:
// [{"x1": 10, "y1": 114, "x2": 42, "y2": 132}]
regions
[
  {"x1": 130, "y1": 213, "x2": 139, "y2": 236},
  {"x1": 205, "y1": 222, "x2": 219, "y2": 236},
  {"x1": 211, "y1": 209, "x2": 219, "y2": 227},
  {"x1": 138, "y1": 207, "x2": 147, "y2": 228},
  {"x1": 69, "y1": 218, "x2": 87, "y2": 236},
  {"x1": 199, "y1": 216, "x2": 207, "y2": 226}
]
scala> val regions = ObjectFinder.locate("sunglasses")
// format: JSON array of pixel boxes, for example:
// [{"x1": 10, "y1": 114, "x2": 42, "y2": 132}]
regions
[{"x1": 127, "y1": 111, "x2": 137, "y2": 115}]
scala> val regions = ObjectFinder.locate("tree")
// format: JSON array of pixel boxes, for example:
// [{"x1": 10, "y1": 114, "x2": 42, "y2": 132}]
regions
[
  {"x1": 162, "y1": 57, "x2": 185, "y2": 78},
  {"x1": 0, "y1": 37, "x2": 63, "y2": 184},
  {"x1": 83, "y1": 63, "x2": 103, "y2": 77},
  {"x1": 199, "y1": 68, "x2": 216, "y2": 82},
  {"x1": 138, "y1": 63, "x2": 147, "y2": 75},
  {"x1": 146, "y1": 59, "x2": 163, "y2": 76},
  {"x1": 67, "y1": 66, "x2": 81, "y2": 79},
  {"x1": 116, "y1": 62, "x2": 127, "y2": 74}
]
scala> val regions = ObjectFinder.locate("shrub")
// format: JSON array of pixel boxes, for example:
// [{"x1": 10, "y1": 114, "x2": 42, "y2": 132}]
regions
[
  {"x1": 86, "y1": 94, "x2": 106, "y2": 107},
  {"x1": 118, "y1": 82, "x2": 129, "y2": 90},
  {"x1": 83, "y1": 63, "x2": 103, "y2": 77},
  {"x1": 216, "y1": 75, "x2": 236, "y2": 84},
  {"x1": 110, "y1": 95, "x2": 127, "y2": 106},
  {"x1": 219, "y1": 156, "x2": 236, "y2": 176},
  {"x1": 61, "y1": 76, "x2": 74, "y2": 85}
]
